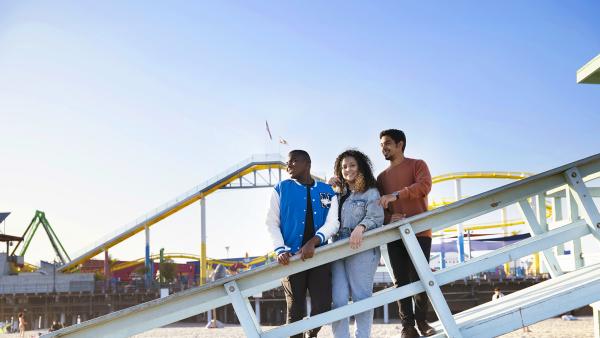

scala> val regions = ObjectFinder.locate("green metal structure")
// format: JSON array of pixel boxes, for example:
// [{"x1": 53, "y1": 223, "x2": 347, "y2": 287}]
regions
[{"x1": 10, "y1": 210, "x2": 71, "y2": 265}]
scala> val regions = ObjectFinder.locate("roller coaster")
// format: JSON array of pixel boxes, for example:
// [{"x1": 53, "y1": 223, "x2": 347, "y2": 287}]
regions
[
  {"x1": 10, "y1": 151, "x2": 560, "y2": 278},
  {"x1": 37, "y1": 152, "x2": 549, "y2": 279}
]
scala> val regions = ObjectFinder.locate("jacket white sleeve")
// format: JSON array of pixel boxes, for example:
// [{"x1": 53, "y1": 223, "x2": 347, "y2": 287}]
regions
[
  {"x1": 315, "y1": 195, "x2": 340, "y2": 244},
  {"x1": 265, "y1": 188, "x2": 289, "y2": 255}
]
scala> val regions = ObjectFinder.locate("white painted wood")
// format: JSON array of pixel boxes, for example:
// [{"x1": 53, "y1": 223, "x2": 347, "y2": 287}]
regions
[
  {"x1": 436, "y1": 220, "x2": 588, "y2": 285},
  {"x1": 400, "y1": 224, "x2": 462, "y2": 338},
  {"x1": 44, "y1": 154, "x2": 600, "y2": 338},
  {"x1": 565, "y1": 167, "x2": 600, "y2": 241},
  {"x1": 380, "y1": 244, "x2": 396, "y2": 284},
  {"x1": 384, "y1": 303, "x2": 389, "y2": 324},
  {"x1": 592, "y1": 301, "x2": 600, "y2": 338},
  {"x1": 262, "y1": 281, "x2": 425, "y2": 338},
  {"x1": 551, "y1": 196, "x2": 565, "y2": 256},
  {"x1": 547, "y1": 186, "x2": 600, "y2": 198},
  {"x1": 224, "y1": 281, "x2": 262, "y2": 338},
  {"x1": 577, "y1": 53, "x2": 600, "y2": 84},
  {"x1": 428, "y1": 263, "x2": 600, "y2": 338},
  {"x1": 566, "y1": 186, "x2": 586, "y2": 270},
  {"x1": 518, "y1": 199, "x2": 563, "y2": 277}
]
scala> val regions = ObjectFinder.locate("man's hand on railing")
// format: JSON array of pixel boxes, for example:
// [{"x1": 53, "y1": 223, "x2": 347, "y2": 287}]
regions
[
  {"x1": 378, "y1": 194, "x2": 398, "y2": 208},
  {"x1": 277, "y1": 252, "x2": 291, "y2": 265},
  {"x1": 298, "y1": 237, "x2": 320, "y2": 261},
  {"x1": 390, "y1": 213, "x2": 406, "y2": 223}
]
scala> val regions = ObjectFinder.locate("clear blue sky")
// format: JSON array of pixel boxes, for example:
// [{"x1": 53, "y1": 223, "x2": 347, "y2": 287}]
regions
[{"x1": 1, "y1": 2, "x2": 599, "y2": 264}]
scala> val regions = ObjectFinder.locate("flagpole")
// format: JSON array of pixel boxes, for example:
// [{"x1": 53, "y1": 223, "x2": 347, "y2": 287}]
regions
[{"x1": 265, "y1": 120, "x2": 273, "y2": 155}]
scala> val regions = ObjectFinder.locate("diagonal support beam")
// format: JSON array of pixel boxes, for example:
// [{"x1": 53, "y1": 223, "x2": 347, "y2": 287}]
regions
[
  {"x1": 224, "y1": 281, "x2": 262, "y2": 338},
  {"x1": 518, "y1": 199, "x2": 563, "y2": 278},
  {"x1": 264, "y1": 219, "x2": 590, "y2": 338},
  {"x1": 399, "y1": 224, "x2": 462, "y2": 338},
  {"x1": 564, "y1": 167, "x2": 600, "y2": 242}
]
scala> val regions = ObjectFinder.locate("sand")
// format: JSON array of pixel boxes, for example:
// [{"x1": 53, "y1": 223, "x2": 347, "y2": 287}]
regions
[
  {"x1": 132, "y1": 316, "x2": 593, "y2": 337},
  {"x1": 5, "y1": 316, "x2": 594, "y2": 337}
]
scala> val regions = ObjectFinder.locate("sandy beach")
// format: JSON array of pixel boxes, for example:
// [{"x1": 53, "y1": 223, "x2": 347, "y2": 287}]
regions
[
  {"x1": 5, "y1": 316, "x2": 593, "y2": 337},
  {"x1": 131, "y1": 316, "x2": 595, "y2": 338}
]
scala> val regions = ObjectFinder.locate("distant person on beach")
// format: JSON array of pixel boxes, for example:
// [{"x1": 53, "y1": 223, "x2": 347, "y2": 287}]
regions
[
  {"x1": 18, "y1": 312, "x2": 25, "y2": 338},
  {"x1": 265, "y1": 149, "x2": 340, "y2": 338},
  {"x1": 328, "y1": 149, "x2": 384, "y2": 338},
  {"x1": 376, "y1": 129, "x2": 435, "y2": 338},
  {"x1": 491, "y1": 287, "x2": 505, "y2": 301}
]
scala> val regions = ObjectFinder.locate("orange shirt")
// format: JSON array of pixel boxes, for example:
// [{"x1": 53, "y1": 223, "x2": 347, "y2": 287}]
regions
[{"x1": 376, "y1": 158, "x2": 432, "y2": 237}]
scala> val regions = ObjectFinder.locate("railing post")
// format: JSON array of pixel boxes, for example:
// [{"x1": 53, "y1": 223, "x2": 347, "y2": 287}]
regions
[
  {"x1": 399, "y1": 224, "x2": 462, "y2": 338},
  {"x1": 535, "y1": 194, "x2": 547, "y2": 275},
  {"x1": 224, "y1": 281, "x2": 262, "y2": 338},
  {"x1": 564, "y1": 167, "x2": 600, "y2": 243},
  {"x1": 552, "y1": 195, "x2": 565, "y2": 256},
  {"x1": 454, "y1": 179, "x2": 466, "y2": 263},
  {"x1": 518, "y1": 200, "x2": 563, "y2": 278},
  {"x1": 380, "y1": 245, "x2": 396, "y2": 284},
  {"x1": 565, "y1": 187, "x2": 584, "y2": 269},
  {"x1": 383, "y1": 303, "x2": 389, "y2": 324},
  {"x1": 592, "y1": 301, "x2": 600, "y2": 338}
]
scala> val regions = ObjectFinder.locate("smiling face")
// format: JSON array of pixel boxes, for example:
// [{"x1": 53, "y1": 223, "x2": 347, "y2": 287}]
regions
[
  {"x1": 341, "y1": 156, "x2": 359, "y2": 183},
  {"x1": 380, "y1": 135, "x2": 404, "y2": 161},
  {"x1": 286, "y1": 152, "x2": 310, "y2": 180}
]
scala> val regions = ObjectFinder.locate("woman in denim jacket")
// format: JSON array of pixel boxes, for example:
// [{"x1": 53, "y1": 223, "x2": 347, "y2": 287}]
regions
[{"x1": 330, "y1": 149, "x2": 384, "y2": 338}]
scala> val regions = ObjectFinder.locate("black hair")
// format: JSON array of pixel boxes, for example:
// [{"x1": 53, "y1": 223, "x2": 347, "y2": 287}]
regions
[
  {"x1": 380, "y1": 129, "x2": 406, "y2": 151},
  {"x1": 288, "y1": 149, "x2": 311, "y2": 162},
  {"x1": 333, "y1": 149, "x2": 377, "y2": 193}
]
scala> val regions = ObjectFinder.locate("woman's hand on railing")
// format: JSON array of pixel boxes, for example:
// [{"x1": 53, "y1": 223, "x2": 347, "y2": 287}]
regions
[{"x1": 349, "y1": 225, "x2": 366, "y2": 249}]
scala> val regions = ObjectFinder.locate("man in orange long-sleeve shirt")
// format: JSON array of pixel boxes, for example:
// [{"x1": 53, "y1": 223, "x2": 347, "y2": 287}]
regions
[{"x1": 377, "y1": 129, "x2": 435, "y2": 338}]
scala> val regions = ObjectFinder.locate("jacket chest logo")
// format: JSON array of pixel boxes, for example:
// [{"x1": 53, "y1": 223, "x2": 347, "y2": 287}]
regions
[{"x1": 320, "y1": 193, "x2": 332, "y2": 208}]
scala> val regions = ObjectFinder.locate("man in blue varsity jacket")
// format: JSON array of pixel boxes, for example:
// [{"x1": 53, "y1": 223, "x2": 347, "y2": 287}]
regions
[{"x1": 265, "y1": 149, "x2": 339, "y2": 338}]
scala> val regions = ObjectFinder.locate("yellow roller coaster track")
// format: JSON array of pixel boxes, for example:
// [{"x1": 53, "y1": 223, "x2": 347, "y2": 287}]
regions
[
  {"x1": 60, "y1": 155, "x2": 286, "y2": 272},
  {"x1": 59, "y1": 169, "x2": 549, "y2": 272}
]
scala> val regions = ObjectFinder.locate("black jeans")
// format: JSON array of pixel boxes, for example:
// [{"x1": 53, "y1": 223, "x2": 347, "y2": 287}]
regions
[
  {"x1": 387, "y1": 236, "x2": 433, "y2": 326},
  {"x1": 281, "y1": 263, "x2": 332, "y2": 338}
]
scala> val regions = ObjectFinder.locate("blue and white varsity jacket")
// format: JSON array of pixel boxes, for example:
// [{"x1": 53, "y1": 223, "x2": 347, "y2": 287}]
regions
[{"x1": 265, "y1": 179, "x2": 340, "y2": 255}]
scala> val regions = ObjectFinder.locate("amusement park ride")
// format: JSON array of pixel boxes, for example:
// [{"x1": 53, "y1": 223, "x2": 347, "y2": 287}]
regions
[{"x1": 19, "y1": 160, "x2": 547, "y2": 279}]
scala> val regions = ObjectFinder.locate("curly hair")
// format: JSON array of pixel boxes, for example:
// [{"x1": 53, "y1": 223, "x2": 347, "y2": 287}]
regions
[{"x1": 333, "y1": 149, "x2": 377, "y2": 193}]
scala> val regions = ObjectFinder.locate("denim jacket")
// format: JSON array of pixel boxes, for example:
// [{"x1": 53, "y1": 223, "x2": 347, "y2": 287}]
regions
[{"x1": 332, "y1": 187, "x2": 384, "y2": 242}]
